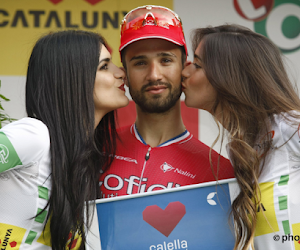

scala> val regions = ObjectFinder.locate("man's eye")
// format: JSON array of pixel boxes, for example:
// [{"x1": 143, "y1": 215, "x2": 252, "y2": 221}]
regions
[
  {"x1": 134, "y1": 61, "x2": 146, "y2": 66},
  {"x1": 162, "y1": 58, "x2": 172, "y2": 63}
]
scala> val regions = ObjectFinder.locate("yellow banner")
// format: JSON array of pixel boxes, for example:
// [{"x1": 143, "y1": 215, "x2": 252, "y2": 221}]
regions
[{"x1": 0, "y1": 0, "x2": 172, "y2": 75}]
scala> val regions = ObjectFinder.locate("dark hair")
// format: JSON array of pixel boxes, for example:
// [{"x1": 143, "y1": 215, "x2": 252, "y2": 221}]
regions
[
  {"x1": 192, "y1": 24, "x2": 300, "y2": 250},
  {"x1": 120, "y1": 42, "x2": 186, "y2": 70},
  {"x1": 26, "y1": 30, "x2": 117, "y2": 249}
]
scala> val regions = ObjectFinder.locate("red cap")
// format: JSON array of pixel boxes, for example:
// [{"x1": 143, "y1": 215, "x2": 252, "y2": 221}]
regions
[{"x1": 119, "y1": 5, "x2": 187, "y2": 57}]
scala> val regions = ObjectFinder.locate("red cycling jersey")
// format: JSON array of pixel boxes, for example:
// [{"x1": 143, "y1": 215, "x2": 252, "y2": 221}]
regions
[{"x1": 99, "y1": 125, "x2": 234, "y2": 198}]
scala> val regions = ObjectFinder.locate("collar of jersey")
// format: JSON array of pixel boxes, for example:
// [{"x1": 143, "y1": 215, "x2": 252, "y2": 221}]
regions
[{"x1": 131, "y1": 124, "x2": 190, "y2": 147}]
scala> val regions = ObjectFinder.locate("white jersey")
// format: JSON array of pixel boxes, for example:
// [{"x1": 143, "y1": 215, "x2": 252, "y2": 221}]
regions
[
  {"x1": 0, "y1": 118, "x2": 52, "y2": 249},
  {"x1": 229, "y1": 112, "x2": 300, "y2": 250}
]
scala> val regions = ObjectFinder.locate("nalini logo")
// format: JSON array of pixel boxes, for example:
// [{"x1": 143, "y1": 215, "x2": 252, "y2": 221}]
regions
[
  {"x1": 234, "y1": 0, "x2": 300, "y2": 53},
  {"x1": 160, "y1": 163, "x2": 196, "y2": 179},
  {"x1": 0, "y1": 144, "x2": 9, "y2": 164},
  {"x1": 160, "y1": 162, "x2": 174, "y2": 173}
]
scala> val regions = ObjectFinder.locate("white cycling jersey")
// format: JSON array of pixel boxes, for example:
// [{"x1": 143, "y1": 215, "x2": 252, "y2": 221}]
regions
[
  {"x1": 0, "y1": 118, "x2": 81, "y2": 250},
  {"x1": 228, "y1": 112, "x2": 300, "y2": 250}
]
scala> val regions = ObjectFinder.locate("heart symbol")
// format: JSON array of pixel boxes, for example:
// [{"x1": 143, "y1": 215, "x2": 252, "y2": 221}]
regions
[
  {"x1": 143, "y1": 201, "x2": 186, "y2": 237},
  {"x1": 84, "y1": 0, "x2": 104, "y2": 5},
  {"x1": 48, "y1": 0, "x2": 63, "y2": 4}
]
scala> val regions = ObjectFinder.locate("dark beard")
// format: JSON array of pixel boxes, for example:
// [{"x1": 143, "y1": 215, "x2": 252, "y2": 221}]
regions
[{"x1": 128, "y1": 80, "x2": 182, "y2": 113}]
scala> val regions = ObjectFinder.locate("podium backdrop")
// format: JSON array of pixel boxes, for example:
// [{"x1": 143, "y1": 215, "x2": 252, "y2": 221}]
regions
[{"x1": 1, "y1": 0, "x2": 299, "y2": 156}]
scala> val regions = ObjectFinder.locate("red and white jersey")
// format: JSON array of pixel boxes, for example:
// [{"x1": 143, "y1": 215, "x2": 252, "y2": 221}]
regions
[{"x1": 99, "y1": 124, "x2": 234, "y2": 198}]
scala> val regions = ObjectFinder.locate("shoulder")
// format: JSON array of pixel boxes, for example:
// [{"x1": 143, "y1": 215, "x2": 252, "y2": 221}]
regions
[
  {"x1": 273, "y1": 111, "x2": 300, "y2": 137},
  {"x1": 116, "y1": 125, "x2": 132, "y2": 134},
  {"x1": 1, "y1": 117, "x2": 49, "y2": 142},
  {"x1": 180, "y1": 134, "x2": 211, "y2": 152},
  {"x1": 189, "y1": 135, "x2": 210, "y2": 146},
  {"x1": 116, "y1": 125, "x2": 134, "y2": 141},
  {"x1": 0, "y1": 118, "x2": 50, "y2": 165},
  {"x1": 273, "y1": 111, "x2": 300, "y2": 125},
  {"x1": 186, "y1": 135, "x2": 232, "y2": 162}
]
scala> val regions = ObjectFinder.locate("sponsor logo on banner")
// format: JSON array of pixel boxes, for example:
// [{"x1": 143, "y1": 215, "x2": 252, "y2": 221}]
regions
[
  {"x1": 2, "y1": 0, "x2": 164, "y2": 75},
  {"x1": 143, "y1": 201, "x2": 188, "y2": 249},
  {"x1": 234, "y1": 0, "x2": 300, "y2": 53},
  {"x1": 0, "y1": 7, "x2": 127, "y2": 29},
  {"x1": 234, "y1": 0, "x2": 274, "y2": 21},
  {"x1": 207, "y1": 192, "x2": 217, "y2": 205},
  {"x1": 143, "y1": 201, "x2": 186, "y2": 237},
  {"x1": 0, "y1": 0, "x2": 173, "y2": 75}
]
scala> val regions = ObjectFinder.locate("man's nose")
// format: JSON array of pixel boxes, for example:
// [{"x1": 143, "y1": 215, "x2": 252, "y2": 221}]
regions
[{"x1": 146, "y1": 62, "x2": 163, "y2": 82}]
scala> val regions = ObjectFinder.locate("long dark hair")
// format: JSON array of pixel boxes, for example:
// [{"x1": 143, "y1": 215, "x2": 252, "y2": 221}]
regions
[
  {"x1": 191, "y1": 24, "x2": 300, "y2": 249},
  {"x1": 26, "y1": 30, "x2": 117, "y2": 249}
]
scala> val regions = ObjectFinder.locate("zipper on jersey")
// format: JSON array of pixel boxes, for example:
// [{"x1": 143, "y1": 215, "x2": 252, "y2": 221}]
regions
[{"x1": 138, "y1": 147, "x2": 151, "y2": 193}]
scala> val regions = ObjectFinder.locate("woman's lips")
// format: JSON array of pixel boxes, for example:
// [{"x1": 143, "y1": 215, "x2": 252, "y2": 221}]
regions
[{"x1": 119, "y1": 84, "x2": 125, "y2": 91}]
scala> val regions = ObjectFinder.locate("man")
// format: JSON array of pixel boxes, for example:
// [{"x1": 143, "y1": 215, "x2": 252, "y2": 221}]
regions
[{"x1": 99, "y1": 5, "x2": 234, "y2": 198}]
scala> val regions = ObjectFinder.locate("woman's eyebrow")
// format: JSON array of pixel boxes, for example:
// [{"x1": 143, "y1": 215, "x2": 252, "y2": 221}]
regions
[
  {"x1": 194, "y1": 54, "x2": 202, "y2": 61},
  {"x1": 98, "y1": 57, "x2": 110, "y2": 65}
]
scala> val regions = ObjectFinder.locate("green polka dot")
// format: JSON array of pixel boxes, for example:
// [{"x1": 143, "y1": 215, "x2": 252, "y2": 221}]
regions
[
  {"x1": 35, "y1": 208, "x2": 47, "y2": 224},
  {"x1": 282, "y1": 220, "x2": 290, "y2": 235},
  {"x1": 38, "y1": 186, "x2": 49, "y2": 200},
  {"x1": 25, "y1": 231, "x2": 37, "y2": 245},
  {"x1": 279, "y1": 196, "x2": 288, "y2": 210},
  {"x1": 278, "y1": 175, "x2": 289, "y2": 186}
]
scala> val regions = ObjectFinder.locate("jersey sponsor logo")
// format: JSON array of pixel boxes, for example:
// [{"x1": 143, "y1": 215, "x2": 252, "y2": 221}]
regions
[
  {"x1": 159, "y1": 162, "x2": 196, "y2": 179},
  {"x1": 0, "y1": 172, "x2": 9, "y2": 181},
  {"x1": 0, "y1": 132, "x2": 22, "y2": 172},
  {"x1": 0, "y1": 144, "x2": 9, "y2": 164},
  {"x1": 160, "y1": 162, "x2": 174, "y2": 173},
  {"x1": 174, "y1": 168, "x2": 196, "y2": 179},
  {"x1": 254, "y1": 130, "x2": 276, "y2": 153},
  {"x1": 102, "y1": 152, "x2": 138, "y2": 164},
  {"x1": 0, "y1": 224, "x2": 26, "y2": 249},
  {"x1": 0, "y1": 229, "x2": 16, "y2": 249},
  {"x1": 112, "y1": 154, "x2": 138, "y2": 164},
  {"x1": 100, "y1": 174, "x2": 181, "y2": 197}
]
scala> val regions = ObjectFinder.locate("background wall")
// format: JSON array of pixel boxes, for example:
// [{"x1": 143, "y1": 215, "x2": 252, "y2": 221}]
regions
[{"x1": 1, "y1": 0, "x2": 299, "y2": 157}]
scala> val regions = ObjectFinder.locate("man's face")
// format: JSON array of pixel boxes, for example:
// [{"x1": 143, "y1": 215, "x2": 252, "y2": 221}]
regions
[{"x1": 124, "y1": 39, "x2": 183, "y2": 113}]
